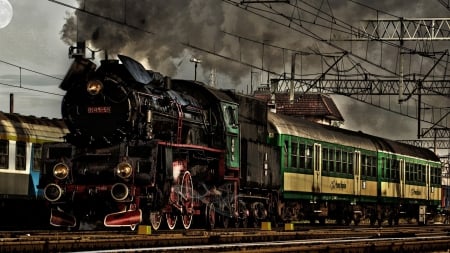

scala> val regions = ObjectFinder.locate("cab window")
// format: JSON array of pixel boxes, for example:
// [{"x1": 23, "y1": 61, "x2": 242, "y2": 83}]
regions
[{"x1": 225, "y1": 106, "x2": 237, "y2": 126}]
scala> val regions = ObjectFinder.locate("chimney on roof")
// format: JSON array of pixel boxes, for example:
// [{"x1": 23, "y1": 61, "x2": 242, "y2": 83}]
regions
[
  {"x1": 9, "y1": 93, "x2": 13, "y2": 114},
  {"x1": 269, "y1": 79, "x2": 277, "y2": 113},
  {"x1": 290, "y1": 53, "x2": 295, "y2": 104}
]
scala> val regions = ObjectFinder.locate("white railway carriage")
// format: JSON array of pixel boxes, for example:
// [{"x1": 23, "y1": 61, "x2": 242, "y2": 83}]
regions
[{"x1": 0, "y1": 111, "x2": 67, "y2": 228}]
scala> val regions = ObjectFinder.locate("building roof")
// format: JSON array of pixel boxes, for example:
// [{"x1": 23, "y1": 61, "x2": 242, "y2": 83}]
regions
[{"x1": 254, "y1": 92, "x2": 344, "y2": 121}]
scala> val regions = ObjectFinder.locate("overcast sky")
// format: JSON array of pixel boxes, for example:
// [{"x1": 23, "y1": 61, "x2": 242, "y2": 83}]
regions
[
  {"x1": 0, "y1": 0, "x2": 72, "y2": 118},
  {"x1": 0, "y1": 0, "x2": 448, "y2": 155}
]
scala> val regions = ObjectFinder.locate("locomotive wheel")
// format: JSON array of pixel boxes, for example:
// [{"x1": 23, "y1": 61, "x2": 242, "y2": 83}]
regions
[
  {"x1": 206, "y1": 203, "x2": 216, "y2": 230},
  {"x1": 181, "y1": 214, "x2": 193, "y2": 230},
  {"x1": 150, "y1": 211, "x2": 162, "y2": 230},
  {"x1": 166, "y1": 212, "x2": 178, "y2": 230},
  {"x1": 181, "y1": 171, "x2": 193, "y2": 229}
]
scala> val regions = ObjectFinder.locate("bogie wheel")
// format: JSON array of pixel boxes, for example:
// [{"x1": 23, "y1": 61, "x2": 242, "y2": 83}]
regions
[
  {"x1": 206, "y1": 203, "x2": 216, "y2": 230},
  {"x1": 181, "y1": 171, "x2": 194, "y2": 229},
  {"x1": 233, "y1": 218, "x2": 240, "y2": 228},
  {"x1": 150, "y1": 211, "x2": 162, "y2": 231},
  {"x1": 166, "y1": 212, "x2": 178, "y2": 230},
  {"x1": 353, "y1": 215, "x2": 361, "y2": 226}
]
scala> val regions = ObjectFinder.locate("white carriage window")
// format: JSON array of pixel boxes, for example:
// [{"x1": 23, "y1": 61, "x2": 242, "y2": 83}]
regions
[
  {"x1": 16, "y1": 141, "x2": 26, "y2": 170},
  {"x1": 32, "y1": 143, "x2": 42, "y2": 172},
  {"x1": 0, "y1": 140, "x2": 8, "y2": 169}
]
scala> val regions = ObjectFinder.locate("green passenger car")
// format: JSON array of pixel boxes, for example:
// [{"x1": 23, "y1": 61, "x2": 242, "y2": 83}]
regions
[{"x1": 268, "y1": 112, "x2": 441, "y2": 225}]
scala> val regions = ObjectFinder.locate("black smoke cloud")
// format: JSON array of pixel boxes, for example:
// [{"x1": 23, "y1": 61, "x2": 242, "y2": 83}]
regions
[
  {"x1": 60, "y1": 0, "x2": 323, "y2": 83},
  {"x1": 61, "y1": 0, "x2": 236, "y2": 80}
]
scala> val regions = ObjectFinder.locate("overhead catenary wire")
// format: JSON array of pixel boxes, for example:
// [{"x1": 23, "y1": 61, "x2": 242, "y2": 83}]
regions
[{"x1": 0, "y1": 59, "x2": 64, "y2": 96}]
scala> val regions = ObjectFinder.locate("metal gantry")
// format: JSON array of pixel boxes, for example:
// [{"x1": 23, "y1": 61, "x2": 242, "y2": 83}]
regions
[{"x1": 354, "y1": 18, "x2": 450, "y2": 41}]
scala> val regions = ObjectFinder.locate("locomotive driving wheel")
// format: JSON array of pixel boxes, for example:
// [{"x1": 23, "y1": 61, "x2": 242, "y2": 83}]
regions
[
  {"x1": 165, "y1": 211, "x2": 178, "y2": 230},
  {"x1": 181, "y1": 171, "x2": 194, "y2": 229},
  {"x1": 150, "y1": 211, "x2": 162, "y2": 230}
]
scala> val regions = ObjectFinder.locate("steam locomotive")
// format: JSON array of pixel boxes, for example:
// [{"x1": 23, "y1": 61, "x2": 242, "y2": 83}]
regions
[{"x1": 38, "y1": 55, "x2": 442, "y2": 230}]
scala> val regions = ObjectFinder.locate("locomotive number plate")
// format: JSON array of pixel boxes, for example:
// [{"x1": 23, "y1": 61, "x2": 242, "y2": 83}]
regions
[{"x1": 87, "y1": 106, "x2": 111, "y2": 113}]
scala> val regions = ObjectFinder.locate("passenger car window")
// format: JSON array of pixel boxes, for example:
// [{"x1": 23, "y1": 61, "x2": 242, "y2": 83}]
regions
[
  {"x1": 16, "y1": 141, "x2": 26, "y2": 170},
  {"x1": 0, "y1": 140, "x2": 8, "y2": 169}
]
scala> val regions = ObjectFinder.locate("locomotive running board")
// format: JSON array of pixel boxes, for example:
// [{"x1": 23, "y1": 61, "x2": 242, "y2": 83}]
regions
[
  {"x1": 104, "y1": 209, "x2": 142, "y2": 229},
  {"x1": 50, "y1": 208, "x2": 77, "y2": 227}
]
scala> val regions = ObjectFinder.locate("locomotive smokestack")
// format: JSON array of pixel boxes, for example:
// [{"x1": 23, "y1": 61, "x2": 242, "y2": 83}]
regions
[
  {"x1": 77, "y1": 41, "x2": 85, "y2": 56},
  {"x1": 69, "y1": 41, "x2": 86, "y2": 58},
  {"x1": 164, "y1": 76, "x2": 172, "y2": 90},
  {"x1": 9, "y1": 93, "x2": 13, "y2": 114}
]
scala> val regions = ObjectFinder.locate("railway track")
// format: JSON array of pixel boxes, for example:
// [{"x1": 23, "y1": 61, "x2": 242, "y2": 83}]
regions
[{"x1": 1, "y1": 224, "x2": 450, "y2": 252}]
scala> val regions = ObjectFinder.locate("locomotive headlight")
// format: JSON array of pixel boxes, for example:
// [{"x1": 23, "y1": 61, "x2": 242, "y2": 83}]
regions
[
  {"x1": 53, "y1": 163, "x2": 69, "y2": 180},
  {"x1": 87, "y1": 80, "x2": 103, "y2": 95},
  {"x1": 116, "y1": 162, "x2": 133, "y2": 179}
]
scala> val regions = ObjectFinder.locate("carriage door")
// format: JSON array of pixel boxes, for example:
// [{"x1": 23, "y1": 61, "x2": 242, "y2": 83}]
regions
[
  {"x1": 313, "y1": 143, "x2": 322, "y2": 193},
  {"x1": 425, "y1": 164, "x2": 431, "y2": 200},
  {"x1": 353, "y1": 151, "x2": 361, "y2": 196},
  {"x1": 399, "y1": 159, "x2": 405, "y2": 198}
]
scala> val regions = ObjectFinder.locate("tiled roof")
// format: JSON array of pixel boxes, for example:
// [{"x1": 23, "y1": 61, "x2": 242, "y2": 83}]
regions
[{"x1": 254, "y1": 93, "x2": 344, "y2": 121}]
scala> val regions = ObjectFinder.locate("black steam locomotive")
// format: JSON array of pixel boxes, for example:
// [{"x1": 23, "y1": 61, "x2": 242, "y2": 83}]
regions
[
  {"x1": 39, "y1": 55, "x2": 246, "y2": 229},
  {"x1": 39, "y1": 55, "x2": 441, "y2": 230}
]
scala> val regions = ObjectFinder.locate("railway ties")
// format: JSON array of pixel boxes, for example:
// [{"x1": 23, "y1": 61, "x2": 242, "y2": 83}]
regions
[{"x1": 1, "y1": 225, "x2": 450, "y2": 252}]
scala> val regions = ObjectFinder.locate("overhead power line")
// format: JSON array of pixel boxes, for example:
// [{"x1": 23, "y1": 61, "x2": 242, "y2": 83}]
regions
[{"x1": 0, "y1": 59, "x2": 64, "y2": 96}]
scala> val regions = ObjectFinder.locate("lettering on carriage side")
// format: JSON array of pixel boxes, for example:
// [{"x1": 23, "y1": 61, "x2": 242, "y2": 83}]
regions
[
  {"x1": 410, "y1": 189, "x2": 422, "y2": 195},
  {"x1": 331, "y1": 180, "x2": 347, "y2": 190}
]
